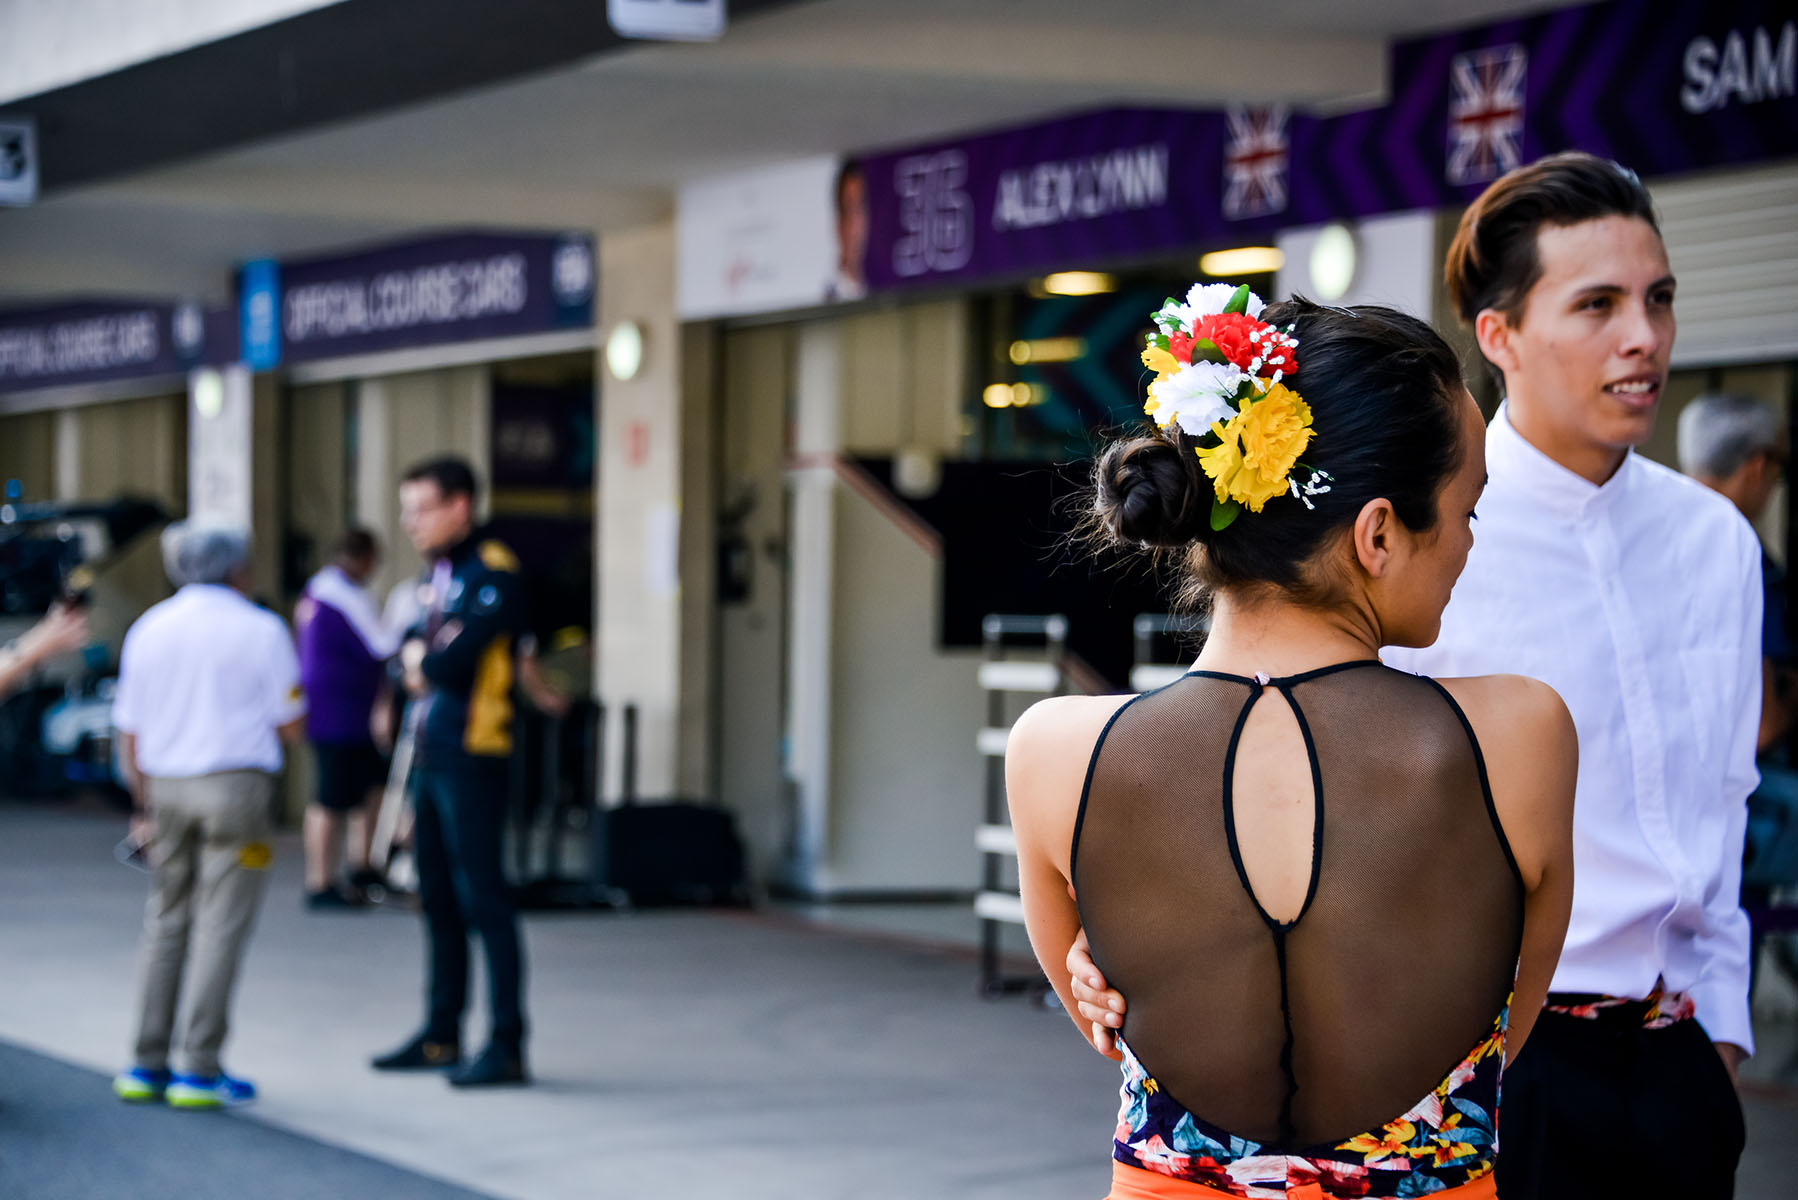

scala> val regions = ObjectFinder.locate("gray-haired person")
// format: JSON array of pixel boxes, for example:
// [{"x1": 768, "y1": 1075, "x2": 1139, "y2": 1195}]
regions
[
  {"x1": 110, "y1": 521, "x2": 306, "y2": 1109},
  {"x1": 1679, "y1": 394, "x2": 1793, "y2": 754}
]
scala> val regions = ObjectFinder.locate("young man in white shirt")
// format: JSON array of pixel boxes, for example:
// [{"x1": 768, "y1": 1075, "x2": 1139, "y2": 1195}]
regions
[
  {"x1": 110, "y1": 521, "x2": 307, "y2": 1110},
  {"x1": 1066, "y1": 154, "x2": 1756, "y2": 1195}
]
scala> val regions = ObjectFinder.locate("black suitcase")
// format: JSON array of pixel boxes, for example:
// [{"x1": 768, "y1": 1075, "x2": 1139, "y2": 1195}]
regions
[{"x1": 592, "y1": 800, "x2": 748, "y2": 907}]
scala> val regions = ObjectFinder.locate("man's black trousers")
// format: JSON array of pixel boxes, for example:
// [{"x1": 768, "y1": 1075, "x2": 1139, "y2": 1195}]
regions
[
  {"x1": 1497, "y1": 1007, "x2": 1744, "y2": 1197},
  {"x1": 415, "y1": 760, "x2": 525, "y2": 1051}
]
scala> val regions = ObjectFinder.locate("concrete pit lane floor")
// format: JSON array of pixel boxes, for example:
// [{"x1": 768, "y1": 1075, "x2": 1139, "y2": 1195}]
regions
[{"x1": 1, "y1": 805, "x2": 1795, "y2": 1199}]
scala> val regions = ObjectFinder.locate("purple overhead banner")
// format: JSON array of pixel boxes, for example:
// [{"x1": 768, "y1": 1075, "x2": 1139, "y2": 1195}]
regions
[
  {"x1": 1285, "y1": 0, "x2": 1798, "y2": 225},
  {"x1": 0, "y1": 299, "x2": 225, "y2": 394},
  {"x1": 852, "y1": 0, "x2": 1796, "y2": 294},
  {"x1": 858, "y1": 108, "x2": 1227, "y2": 293},
  {"x1": 266, "y1": 231, "x2": 596, "y2": 365}
]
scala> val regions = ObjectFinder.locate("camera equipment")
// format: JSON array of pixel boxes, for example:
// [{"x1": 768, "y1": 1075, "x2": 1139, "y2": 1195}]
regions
[{"x1": 0, "y1": 489, "x2": 167, "y2": 615}]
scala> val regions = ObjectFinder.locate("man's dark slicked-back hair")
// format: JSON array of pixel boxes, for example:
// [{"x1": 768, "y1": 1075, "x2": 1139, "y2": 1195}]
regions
[{"x1": 1444, "y1": 151, "x2": 1660, "y2": 326}]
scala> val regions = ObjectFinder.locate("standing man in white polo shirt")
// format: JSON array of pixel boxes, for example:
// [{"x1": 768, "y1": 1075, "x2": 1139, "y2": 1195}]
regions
[{"x1": 109, "y1": 521, "x2": 306, "y2": 1110}]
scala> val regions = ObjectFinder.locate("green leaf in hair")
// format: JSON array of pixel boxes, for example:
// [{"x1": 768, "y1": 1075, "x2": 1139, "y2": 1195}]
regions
[
  {"x1": 1210, "y1": 499, "x2": 1241, "y2": 531},
  {"x1": 1222, "y1": 284, "x2": 1251, "y2": 315}
]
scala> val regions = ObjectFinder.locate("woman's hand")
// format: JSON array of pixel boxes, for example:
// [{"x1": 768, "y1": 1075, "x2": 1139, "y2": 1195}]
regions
[{"x1": 1067, "y1": 928, "x2": 1126, "y2": 1060}]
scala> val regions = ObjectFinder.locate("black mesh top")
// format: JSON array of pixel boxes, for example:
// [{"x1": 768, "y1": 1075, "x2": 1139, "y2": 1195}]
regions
[{"x1": 1072, "y1": 661, "x2": 1523, "y2": 1151}]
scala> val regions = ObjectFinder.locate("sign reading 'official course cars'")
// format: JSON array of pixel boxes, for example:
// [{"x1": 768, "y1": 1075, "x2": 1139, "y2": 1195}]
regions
[
  {"x1": 236, "y1": 232, "x2": 596, "y2": 369},
  {"x1": 0, "y1": 301, "x2": 229, "y2": 394}
]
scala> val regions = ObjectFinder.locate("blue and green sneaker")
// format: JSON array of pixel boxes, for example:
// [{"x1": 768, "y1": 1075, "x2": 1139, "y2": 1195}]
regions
[
  {"x1": 112, "y1": 1067, "x2": 171, "y2": 1103},
  {"x1": 166, "y1": 1072, "x2": 257, "y2": 1110}
]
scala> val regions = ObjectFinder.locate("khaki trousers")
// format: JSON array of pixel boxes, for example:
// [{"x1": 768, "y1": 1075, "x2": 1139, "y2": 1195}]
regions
[{"x1": 130, "y1": 769, "x2": 275, "y2": 1077}]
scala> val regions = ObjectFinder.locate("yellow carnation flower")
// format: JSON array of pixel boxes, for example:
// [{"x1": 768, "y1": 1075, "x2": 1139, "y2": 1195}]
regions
[
  {"x1": 1140, "y1": 345, "x2": 1180, "y2": 379},
  {"x1": 1195, "y1": 423, "x2": 1243, "y2": 501},
  {"x1": 1193, "y1": 382, "x2": 1314, "y2": 513}
]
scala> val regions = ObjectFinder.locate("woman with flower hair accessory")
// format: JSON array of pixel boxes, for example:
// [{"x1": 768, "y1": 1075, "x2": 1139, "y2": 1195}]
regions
[
  {"x1": 1065, "y1": 154, "x2": 1761, "y2": 1199},
  {"x1": 1006, "y1": 292, "x2": 1576, "y2": 1198}
]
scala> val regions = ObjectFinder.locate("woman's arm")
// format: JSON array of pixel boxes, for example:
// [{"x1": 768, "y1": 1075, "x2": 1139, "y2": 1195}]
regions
[
  {"x1": 1005, "y1": 693, "x2": 1132, "y2": 1050},
  {"x1": 1440, "y1": 673, "x2": 1577, "y2": 1063}
]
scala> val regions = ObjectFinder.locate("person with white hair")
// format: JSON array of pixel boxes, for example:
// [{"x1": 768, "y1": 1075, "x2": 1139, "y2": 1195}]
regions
[
  {"x1": 1679, "y1": 393, "x2": 1792, "y2": 754},
  {"x1": 109, "y1": 520, "x2": 306, "y2": 1110},
  {"x1": 1679, "y1": 393, "x2": 1787, "y2": 512}
]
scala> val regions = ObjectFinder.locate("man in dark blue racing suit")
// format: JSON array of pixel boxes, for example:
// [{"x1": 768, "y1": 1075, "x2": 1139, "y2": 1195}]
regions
[{"x1": 371, "y1": 456, "x2": 530, "y2": 1088}]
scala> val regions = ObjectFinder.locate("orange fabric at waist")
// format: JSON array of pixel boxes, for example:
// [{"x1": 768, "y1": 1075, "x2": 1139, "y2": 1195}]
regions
[{"x1": 1106, "y1": 1161, "x2": 1499, "y2": 1200}]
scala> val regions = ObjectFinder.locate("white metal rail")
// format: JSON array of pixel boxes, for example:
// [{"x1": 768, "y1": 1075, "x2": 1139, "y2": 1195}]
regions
[{"x1": 975, "y1": 613, "x2": 1067, "y2": 997}]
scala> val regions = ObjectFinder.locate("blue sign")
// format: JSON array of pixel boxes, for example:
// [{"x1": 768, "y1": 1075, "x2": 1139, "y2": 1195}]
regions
[{"x1": 239, "y1": 259, "x2": 282, "y2": 371}]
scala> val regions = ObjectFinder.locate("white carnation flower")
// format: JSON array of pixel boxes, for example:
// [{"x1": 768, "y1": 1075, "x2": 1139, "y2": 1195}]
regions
[
  {"x1": 1148, "y1": 361, "x2": 1243, "y2": 435},
  {"x1": 1184, "y1": 282, "x2": 1265, "y2": 318}
]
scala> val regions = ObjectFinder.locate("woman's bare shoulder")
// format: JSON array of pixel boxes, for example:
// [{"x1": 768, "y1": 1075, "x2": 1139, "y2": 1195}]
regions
[
  {"x1": 1434, "y1": 673, "x2": 1577, "y2": 884},
  {"x1": 1434, "y1": 673, "x2": 1575, "y2": 756},
  {"x1": 1007, "y1": 693, "x2": 1137, "y2": 772},
  {"x1": 1005, "y1": 693, "x2": 1138, "y2": 868}
]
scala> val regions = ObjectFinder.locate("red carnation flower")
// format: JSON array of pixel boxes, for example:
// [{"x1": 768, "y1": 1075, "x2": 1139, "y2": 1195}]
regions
[
  {"x1": 1167, "y1": 332, "x2": 1195, "y2": 363},
  {"x1": 1190, "y1": 312, "x2": 1264, "y2": 372}
]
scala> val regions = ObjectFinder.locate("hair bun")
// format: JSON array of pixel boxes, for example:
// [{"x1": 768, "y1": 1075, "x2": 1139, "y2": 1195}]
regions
[{"x1": 1095, "y1": 436, "x2": 1206, "y2": 548}]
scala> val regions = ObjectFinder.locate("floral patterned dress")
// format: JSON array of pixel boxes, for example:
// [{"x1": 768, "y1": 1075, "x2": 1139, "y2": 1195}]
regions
[{"x1": 1113, "y1": 1001, "x2": 1508, "y2": 1199}]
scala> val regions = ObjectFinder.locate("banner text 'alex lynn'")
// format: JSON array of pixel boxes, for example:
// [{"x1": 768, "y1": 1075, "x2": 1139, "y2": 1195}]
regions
[
  {"x1": 284, "y1": 253, "x2": 529, "y2": 343},
  {"x1": 992, "y1": 143, "x2": 1170, "y2": 232},
  {"x1": 889, "y1": 143, "x2": 1170, "y2": 279}
]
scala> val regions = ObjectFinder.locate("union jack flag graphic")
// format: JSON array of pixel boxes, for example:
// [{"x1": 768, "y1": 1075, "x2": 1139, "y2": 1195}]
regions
[
  {"x1": 1447, "y1": 44, "x2": 1527, "y2": 186},
  {"x1": 1223, "y1": 104, "x2": 1289, "y2": 220}
]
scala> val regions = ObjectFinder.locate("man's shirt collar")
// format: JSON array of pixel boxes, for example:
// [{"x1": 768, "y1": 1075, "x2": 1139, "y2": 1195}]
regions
[{"x1": 1487, "y1": 401, "x2": 1634, "y2": 519}]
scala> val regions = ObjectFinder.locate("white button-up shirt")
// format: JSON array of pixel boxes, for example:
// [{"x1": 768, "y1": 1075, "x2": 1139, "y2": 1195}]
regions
[
  {"x1": 1385, "y1": 406, "x2": 1761, "y2": 1052},
  {"x1": 113, "y1": 584, "x2": 306, "y2": 778}
]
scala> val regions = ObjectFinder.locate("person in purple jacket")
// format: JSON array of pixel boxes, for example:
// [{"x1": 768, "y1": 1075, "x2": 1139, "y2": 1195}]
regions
[{"x1": 295, "y1": 528, "x2": 402, "y2": 908}]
